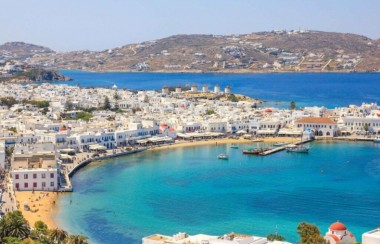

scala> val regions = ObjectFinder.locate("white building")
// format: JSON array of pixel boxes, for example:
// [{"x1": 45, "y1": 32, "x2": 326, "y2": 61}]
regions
[
  {"x1": 202, "y1": 85, "x2": 209, "y2": 93},
  {"x1": 11, "y1": 143, "x2": 59, "y2": 191},
  {"x1": 0, "y1": 142, "x2": 5, "y2": 169},
  {"x1": 343, "y1": 117, "x2": 380, "y2": 134},
  {"x1": 214, "y1": 84, "x2": 221, "y2": 93},
  {"x1": 295, "y1": 117, "x2": 338, "y2": 137},
  {"x1": 324, "y1": 222, "x2": 356, "y2": 244},
  {"x1": 225, "y1": 86, "x2": 231, "y2": 94},
  {"x1": 191, "y1": 85, "x2": 198, "y2": 92},
  {"x1": 362, "y1": 228, "x2": 380, "y2": 244},
  {"x1": 143, "y1": 232, "x2": 291, "y2": 244}
]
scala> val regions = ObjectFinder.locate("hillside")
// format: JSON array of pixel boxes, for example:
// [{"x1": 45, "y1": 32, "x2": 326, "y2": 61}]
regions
[{"x1": 1, "y1": 31, "x2": 379, "y2": 73}]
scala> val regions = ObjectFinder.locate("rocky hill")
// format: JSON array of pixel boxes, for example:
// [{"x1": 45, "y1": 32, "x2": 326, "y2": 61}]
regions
[
  {"x1": 1, "y1": 31, "x2": 379, "y2": 72},
  {"x1": 0, "y1": 42, "x2": 55, "y2": 61}
]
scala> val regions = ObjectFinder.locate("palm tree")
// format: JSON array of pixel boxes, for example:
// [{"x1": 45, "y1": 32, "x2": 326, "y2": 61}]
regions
[
  {"x1": 5, "y1": 211, "x2": 30, "y2": 239},
  {"x1": 49, "y1": 228, "x2": 68, "y2": 244},
  {"x1": 66, "y1": 235, "x2": 89, "y2": 244},
  {"x1": 0, "y1": 217, "x2": 8, "y2": 239}
]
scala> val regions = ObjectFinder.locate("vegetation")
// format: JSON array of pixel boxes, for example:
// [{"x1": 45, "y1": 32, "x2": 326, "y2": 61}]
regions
[
  {"x1": 297, "y1": 222, "x2": 325, "y2": 244},
  {"x1": 205, "y1": 109, "x2": 215, "y2": 115},
  {"x1": 9, "y1": 127, "x2": 17, "y2": 133},
  {"x1": 227, "y1": 94, "x2": 239, "y2": 102},
  {"x1": 363, "y1": 123, "x2": 369, "y2": 132},
  {"x1": 0, "y1": 211, "x2": 88, "y2": 244},
  {"x1": 0, "y1": 97, "x2": 18, "y2": 108},
  {"x1": 290, "y1": 101, "x2": 296, "y2": 110},
  {"x1": 266, "y1": 233, "x2": 285, "y2": 241},
  {"x1": 113, "y1": 92, "x2": 120, "y2": 100},
  {"x1": 103, "y1": 96, "x2": 111, "y2": 110},
  {"x1": 22, "y1": 100, "x2": 50, "y2": 108},
  {"x1": 75, "y1": 112, "x2": 93, "y2": 122},
  {"x1": 5, "y1": 147, "x2": 14, "y2": 158}
]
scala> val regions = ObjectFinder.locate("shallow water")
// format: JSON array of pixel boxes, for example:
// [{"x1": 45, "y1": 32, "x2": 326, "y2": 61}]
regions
[{"x1": 56, "y1": 141, "x2": 380, "y2": 243}]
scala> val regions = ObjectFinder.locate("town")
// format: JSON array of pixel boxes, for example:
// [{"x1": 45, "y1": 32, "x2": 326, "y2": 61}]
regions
[{"x1": 0, "y1": 82, "x2": 379, "y2": 244}]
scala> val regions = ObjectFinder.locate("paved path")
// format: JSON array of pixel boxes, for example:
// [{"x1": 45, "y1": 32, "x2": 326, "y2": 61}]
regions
[{"x1": 1, "y1": 175, "x2": 17, "y2": 214}]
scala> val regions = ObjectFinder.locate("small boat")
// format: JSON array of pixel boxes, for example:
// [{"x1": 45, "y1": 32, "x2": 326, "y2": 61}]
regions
[
  {"x1": 374, "y1": 136, "x2": 380, "y2": 143},
  {"x1": 243, "y1": 148, "x2": 264, "y2": 155},
  {"x1": 230, "y1": 144, "x2": 239, "y2": 149},
  {"x1": 217, "y1": 154, "x2": 229, "y2": 159},
  {"x1": 286, "y1": 144, "x2": 309, "y2": 153},
  {"x1": 273, "y1": 142, "x2": 289, "y2": 147}
]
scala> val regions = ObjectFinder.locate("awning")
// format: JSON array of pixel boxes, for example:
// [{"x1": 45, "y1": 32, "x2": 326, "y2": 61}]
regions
[{"x1": 89, "y1": 144, "x2": 107, "y2": 150}]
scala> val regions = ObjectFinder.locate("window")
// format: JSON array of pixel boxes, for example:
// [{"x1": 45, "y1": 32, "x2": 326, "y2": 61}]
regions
[
  {"x1": 33, "y1": 174, "x2": 37, "y2": 179},
  {"x1": 24, "y1": 183, "x2": 28, "y2": 188},
  {"x1": 42, "y1": 173, "x2": 46, "y2": 178},
  {"x1": 15, "y1": 174, "x2": 19, "y2": 179},
  {"x1": 50, "y1": 173, "x2": 54, "y2": 178},
  {"x1": 33, "y1": 182, "x2": 37, "y2": 188},
  {"x1": 42, "y1": 182, "x2": 46, "y2": 188},
  {"x1": 24, "y1": 174, "x2": 28, "y2": 179},
  {"x1": 15, "y1": 183, "x2": 19, "y2": 189},
  {"x1": 50, "y1": 182, "x2": 54, "y2": 187}
]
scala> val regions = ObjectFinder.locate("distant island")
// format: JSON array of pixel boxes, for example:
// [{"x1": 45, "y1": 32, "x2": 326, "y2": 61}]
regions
[{"x1": 0, "y1": 30, "x2": 379, "y2": 74}]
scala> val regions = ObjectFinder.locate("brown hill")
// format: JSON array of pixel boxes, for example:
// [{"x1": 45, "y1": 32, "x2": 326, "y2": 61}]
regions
[{"x1": 1, "y1": 31, "x2": 379, "y2": 72}]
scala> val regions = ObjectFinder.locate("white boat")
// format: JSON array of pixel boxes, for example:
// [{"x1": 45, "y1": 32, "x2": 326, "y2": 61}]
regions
[
  {"x1": 374, "y1": 136, "x2": 380, "y2": 143},
  {"x1": 273, "y1": 142, "x2": 289, "y2": 147},
  {"x1": 217, "y1": 154, "x2": 229, "y2": 159},
  {"x1": 286, "y1": 144, "x2": 309, "y2": 153},
  {"x1": 230, "y1": 144, "x2": 239, "y2": 149}
]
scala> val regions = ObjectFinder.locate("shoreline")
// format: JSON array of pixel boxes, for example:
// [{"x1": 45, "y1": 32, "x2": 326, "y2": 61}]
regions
[
  {"x1": 14, "y1": 191, "x2": 58, "y2": 228},
  {"x1": 13, "y1": 135, "x2": 374, "y2": 231}
]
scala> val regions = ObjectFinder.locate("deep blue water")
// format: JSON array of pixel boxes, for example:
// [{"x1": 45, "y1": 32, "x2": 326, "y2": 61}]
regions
[
  {"x1": 56, "y1": 142, "x2": 380, "y2": 243},
  {"x1": 58, "y1": 71, "x2": 380, "y2": 108}
]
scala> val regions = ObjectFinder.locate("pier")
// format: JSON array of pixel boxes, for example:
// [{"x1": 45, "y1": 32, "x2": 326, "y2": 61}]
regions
[{"x1": 259, "y1": 139, "x2": 313, "y2": 156}]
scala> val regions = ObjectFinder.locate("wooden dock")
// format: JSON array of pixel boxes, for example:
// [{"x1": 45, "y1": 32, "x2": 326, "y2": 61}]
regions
[{"x1": 259, "y1": 139, "x2": 313, "y2": 156}]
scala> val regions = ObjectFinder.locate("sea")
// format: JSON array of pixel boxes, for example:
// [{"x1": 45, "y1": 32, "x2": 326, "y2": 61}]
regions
[
  {"x1": 53, "y1": 71, "x2": 380, "y2": 243},
  {"x1": 58, "y1": 71, "x2": 380, "y2": 108}
]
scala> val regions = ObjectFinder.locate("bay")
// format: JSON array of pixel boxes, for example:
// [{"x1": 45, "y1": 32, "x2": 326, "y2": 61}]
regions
[
  {"x1": 56, "y1": 141, "x2": 380, "y2": 243},
  {"x1": 58, "y1": 71, "x2": 380, "y2": 108}
]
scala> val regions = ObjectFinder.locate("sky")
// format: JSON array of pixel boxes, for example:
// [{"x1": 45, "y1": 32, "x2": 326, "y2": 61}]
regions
[{"x1": 1, "y1": 0, "x2": 379, "y2": 51}]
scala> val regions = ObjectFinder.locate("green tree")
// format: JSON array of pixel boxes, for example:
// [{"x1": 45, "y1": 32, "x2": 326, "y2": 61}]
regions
[
  {"x1": 113, "y1": 91, "x2": 120, "y2": 100},
  {"x1": 4, "y1": 211, "x2": 30, "y2": 240},
  {"x1": 66, "y1": 235, "x2": 89, "y2": 244},
  {"x1": 363, "y1": 123, "x2": 369, "y2": 133},
  {"x1": 0, "y1": 97, "x2": 18, "y2": 108},
  {"x1": 290, "y1": 101, "x2": 296, "y2": 110},
  {"x1": 103, "y1": 96, "x2": 111, "y2": 110},
  {"x1": 267, "y1": 233, "x2": 285, "y2": 241},
  {"x1": 49, "y1": 228, "x2": 68, "y2": 244},
  {"x1": 297, "y1": 222, "x2": 325, "y2": 244},
  {"x1": 205, "y1": 109, "x2": 215, "y2": 115},
  {"x1": 30, "y1": 221, "x2": 48, "y2": 240},
  {"x1": 227, "y1": 94, "x2": 239, "y2": 102},
  {"x1": 3, "y1": 237, "x2": 21, "y2": 244}
]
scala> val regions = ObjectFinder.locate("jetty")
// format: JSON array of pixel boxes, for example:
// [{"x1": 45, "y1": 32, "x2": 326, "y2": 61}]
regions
[{"x1": 259, "y1": 139, "x2": 313, "y2": 156}]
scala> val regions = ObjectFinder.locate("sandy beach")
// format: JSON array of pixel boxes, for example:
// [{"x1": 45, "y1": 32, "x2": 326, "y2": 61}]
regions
[
  {"x1": 14, "y1": 191, "x2": 58, "y2": 228},
  {"x1": 13, "y1": 136, "x2": 301, "y2": 229},
  {"x1": 149, "y1": 136, "x2": 301, "y2": 151}
]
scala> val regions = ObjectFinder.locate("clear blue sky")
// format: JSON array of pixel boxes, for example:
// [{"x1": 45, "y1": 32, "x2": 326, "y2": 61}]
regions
[{"x1": 1, "y1": 0, "x2": 379, "y2": 51}]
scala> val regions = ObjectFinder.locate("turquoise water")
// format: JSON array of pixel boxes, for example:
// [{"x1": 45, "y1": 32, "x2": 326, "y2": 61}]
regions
[
  {"x1": 56, "y1": 142, "x2": 380, "y2": 243},
  {"x1": 58, "y1": 71, "x2": 380, "y2": 108}
]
